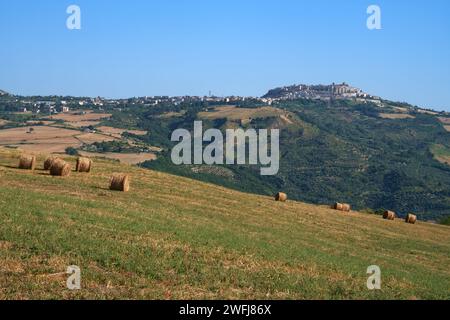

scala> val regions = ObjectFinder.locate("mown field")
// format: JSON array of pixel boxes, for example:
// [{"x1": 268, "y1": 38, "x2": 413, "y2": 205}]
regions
[{"x1": 0, "y1": 147, "x2": 449, "y2": 300}]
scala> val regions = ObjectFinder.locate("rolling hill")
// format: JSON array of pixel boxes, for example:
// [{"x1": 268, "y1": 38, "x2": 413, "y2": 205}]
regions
[
  {"x1": 137, "y1": 99, "x2": 450, "y2": 222},
  {"x1": 1, "y1": 92, "x2": 450, "y2": 222},
  {"x1": 1, "y1": 147, "x2": 449, "y2": 299}
]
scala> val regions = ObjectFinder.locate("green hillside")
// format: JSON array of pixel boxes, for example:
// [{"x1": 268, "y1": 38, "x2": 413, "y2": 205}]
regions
[
  {"x1": 121, "y1": 99, "x2": 450, "y2": 222},
  {"x1": 1, "y1": 148, "x2": 449, "y2": 299},
  {"x1": 2, "y1": 96, "x2": 450, "y2": 221}
]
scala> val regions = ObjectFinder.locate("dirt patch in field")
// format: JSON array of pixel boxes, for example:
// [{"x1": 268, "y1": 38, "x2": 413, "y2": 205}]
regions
[
  {"x1": 379, "y1": 113, "x2": 415, "y2": 120},
  {"x1": 0, "y1": 119, "x2": 10, "y2": 126},
  {"x1": 78, "y1": 151, "x2": 156, "y2": 165}
]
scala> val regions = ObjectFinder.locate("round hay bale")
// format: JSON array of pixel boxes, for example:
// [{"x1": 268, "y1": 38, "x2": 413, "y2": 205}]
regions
[
  {"x1": 383, "y1": 210, "x2": 396, "y2": 221},
  {"x1": 342, "y1": 204, "x2": 351, "y2": 212},
  {"x1": 334, "y1": 203, "x2": 351, "y2": 212},
  {"x1": 405, "y1": 213, "x2": 417, "y2": 224},
  {"x1": 50, "y1": 160, "x2": 71, "y2": 177},
  {"x1": 19, "y1": 155, "x2": 36, "y2": 170},
  {"x1": 76, "y1": 157, "x2": 92, "y2": 173},
  {"x1": 333, "y1": 203, "x2": 343, "y2": 210},
  {"x1": 110, "y1": 174, "x2": 130, "y2": 192},
  {"x1": 275, "y1": 192, "x2": 287, "y2": 202},
  {"x1": 44, "y1": 156, "x2": 61, "y2": 170}
]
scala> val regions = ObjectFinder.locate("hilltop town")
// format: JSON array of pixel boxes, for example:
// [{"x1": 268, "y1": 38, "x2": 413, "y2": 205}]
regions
[
  {"x1": 0, "y1": 83, "x2": 440, "y2": 115},
  {"x1": 262, "y1": 82, "x2": 378, "y2": 102}
]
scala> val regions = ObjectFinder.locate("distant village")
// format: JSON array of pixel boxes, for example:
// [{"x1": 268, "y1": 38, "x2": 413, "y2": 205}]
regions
[
  {"x1": 0, "y1": 83, "x2": 446, "y2": 115},
  {"x1": 262, "y1": 82, "x2": 382, "y2": 104}
]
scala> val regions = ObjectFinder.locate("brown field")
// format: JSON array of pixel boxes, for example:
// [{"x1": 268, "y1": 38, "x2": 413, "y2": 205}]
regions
[
  {"x1": 78, "y1": 151, "x2": 156, "y2": 165},
  {"x1": 11, "y1": 142, "x2": 81, "y2": 154},
  {"x1": 379, "y1": 113, "x2": 415, "y2": 120},
  {"x1": 50, "y1": 110, "x2": 112, "y2": 122},
  {"x1": 199, "y1": 106, "x2": 285, "y2": 121},
  {"x1": 0, "y1": 126, "x2": 118, "y2": 154},
  {"x1": 0, "y1": 126, "x2": 79, "y2": 144},
  {"x1": 0, "y1": 119, "x2": 9, "y2": 126},
  {"x1": 65, "y1": 121, "x2": 101, "y2": 128},
  {"x1": 75, "y1": 133, "x2": 117, "y2": 145},
  {"x1": 417, "y1": 109, "x2": 439, "y2": 115},
  {"x1": 97, "y1": 126, "x2": 147, "y2": 138},
  {"x1": 26, "y1": 121, "x2": 55, "y2": 126}
]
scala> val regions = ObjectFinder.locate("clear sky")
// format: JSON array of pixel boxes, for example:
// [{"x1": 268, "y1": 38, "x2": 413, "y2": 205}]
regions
[{"x1": 1, "y1": 0, "x2": 449, "y2": 110}]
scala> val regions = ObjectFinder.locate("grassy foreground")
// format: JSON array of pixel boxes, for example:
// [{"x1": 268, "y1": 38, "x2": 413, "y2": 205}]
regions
[{"x1": 0, "y1": 147, "x2": 449, "y2": 300}]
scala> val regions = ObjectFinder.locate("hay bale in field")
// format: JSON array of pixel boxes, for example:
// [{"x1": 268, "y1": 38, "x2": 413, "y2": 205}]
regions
[
  {"x1": 110, "y1": 174, "x2": 130, "y2": 192},
  {"x1": 333, "y1": 203, "x2": 351, "y2": 212},
  {"x1": 50, "y1": 160, "x2": 71, "y2": 177},
  {"x1": 44, "y1": 156, "x2": 61, "y2": 170},
  {"x1": 18, "y1": 155, "x2": 36, "y2": 170},
  {"x1": 76, "y1": 157, "x2": 92, "y2": 173},
  {"x1": 275, "y1": 192, "x2": 287, "y2": 202},
  {"x1": 383, "y1": 210, "x2": 396, "y2": 221},
  {"x1": 405, "y1": 213, "x2": 417, "y2": 224}
]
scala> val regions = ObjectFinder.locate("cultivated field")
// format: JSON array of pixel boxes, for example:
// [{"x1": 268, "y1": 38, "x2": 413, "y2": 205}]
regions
[
  {"x1": 0, "y1": 126, "x2": 116, "y2": 154},
  {"x1": 0, "y1": 147, "x2": 449, "y2": 300}
]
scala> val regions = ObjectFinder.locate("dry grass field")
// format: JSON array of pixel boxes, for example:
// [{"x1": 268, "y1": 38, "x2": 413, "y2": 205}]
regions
[
  {"x1": 0, "y1": 126, "x2": 79, "y2": 143},
  {"x1": 199, "y1": 106, "x2": 286, "y2": 121},
  {"x1": 50, "y1": 111, "x2": 112, "y2": 122},
  {"x1": 0, "y1": 147, "x2": 449, "y2": 300},
  {"x1": 379, "y1": 113, "x2": 416, "y2": 120},
  {"x1": 75, "y1": 133, "x2": 117, "y2": 145},
  {"x1": 97, "y1": 126, "x2": 147, "y2": 138},
  {"x1": 78, "y1": 151, "x2": 156, "y2": 165},
  {"x1": 64, "y1": 120, "x2": 102, "y2": 128}
]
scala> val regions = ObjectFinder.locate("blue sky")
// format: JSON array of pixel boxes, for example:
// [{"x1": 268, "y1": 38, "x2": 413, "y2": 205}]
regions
[{"x1": 0, "y1": 0, "x2": 449, "y2": 110}]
